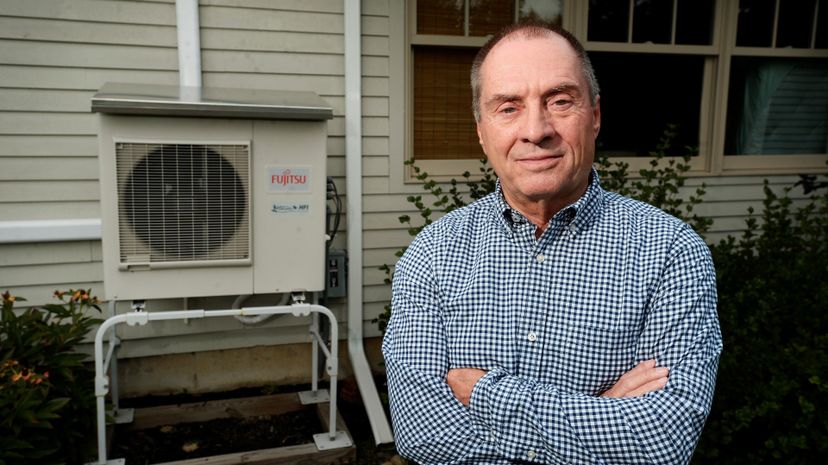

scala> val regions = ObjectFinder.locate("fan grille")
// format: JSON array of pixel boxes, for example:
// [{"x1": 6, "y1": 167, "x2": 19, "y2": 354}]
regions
[{"x1": 116, "y1": 143, "x2": 250, "y2": 264}]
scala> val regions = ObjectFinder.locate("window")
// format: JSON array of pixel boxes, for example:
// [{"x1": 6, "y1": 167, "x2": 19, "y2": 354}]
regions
[
  {"x1": 585, "y1": 0, "x2": 717, "y2": 163},
  {"x1": 723, "y1": 0, "x2": 828, "y2": 166},
  {"x1": 585, "y1": 0, "x2": 828, "y2": 173},
  {"x1": 407, "y1": 0, "x2": 564, "y2": 177},
  {"x1": 590, "y1": 52, "x2": 705, "y2": 158},
  {"x1": 402, "y1": 0, "x2": 828, "y2": 179},
  {"x1": 725, "y1": 58, "x2": 828, "y2": 156}
]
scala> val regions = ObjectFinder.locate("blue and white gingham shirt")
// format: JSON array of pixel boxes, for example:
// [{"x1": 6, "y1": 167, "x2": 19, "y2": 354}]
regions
[{"x1": 383, "y1": 170, "x2": 722, "y2": 464}]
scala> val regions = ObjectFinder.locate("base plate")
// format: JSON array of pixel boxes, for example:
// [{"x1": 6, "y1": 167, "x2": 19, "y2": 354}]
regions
[
  {"x1": 84, "y1": 459, "x2": 125, "y2": 465},
  {"x1": 313, "y1": 430, "x2": 353, "y2": 450},
  {"x1": 298, "y1": 389, "x2": 330, "y2": 405},
  {"x1": 109, "y1": 407, "x2": 134, "y2": 424}
]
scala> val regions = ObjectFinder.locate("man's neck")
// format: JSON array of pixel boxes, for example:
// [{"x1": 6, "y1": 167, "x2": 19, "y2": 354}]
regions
[{"x1": 503, "y1": 185, "x2": 588, "y2": 238}]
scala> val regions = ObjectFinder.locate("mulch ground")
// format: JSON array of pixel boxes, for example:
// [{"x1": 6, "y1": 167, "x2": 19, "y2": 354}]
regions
[{"x1": 111, "y1": 380, "x2": 401, "y2": 464}]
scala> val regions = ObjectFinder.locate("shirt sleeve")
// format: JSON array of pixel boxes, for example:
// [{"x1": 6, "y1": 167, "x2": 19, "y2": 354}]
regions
[
  {"x1": 382, "y1": 235, "x2": 500, "y2": 464},
  {"x1": 469, "y1": 226, "x2": 722, "y2": 464}
]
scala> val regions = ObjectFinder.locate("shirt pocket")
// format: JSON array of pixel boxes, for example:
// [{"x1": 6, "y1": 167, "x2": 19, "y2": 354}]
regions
[{"x1": 556, "y1": 317, "x2": 639, "y2": 395}]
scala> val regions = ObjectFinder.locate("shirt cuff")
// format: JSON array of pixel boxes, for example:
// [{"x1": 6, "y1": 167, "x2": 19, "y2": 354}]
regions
[
  {"x1": 468, "y1": 368, "x2": 551, "y2": 463},
  {"x1": 468, "y1": 368, "x2": 507, "y2": 449}
]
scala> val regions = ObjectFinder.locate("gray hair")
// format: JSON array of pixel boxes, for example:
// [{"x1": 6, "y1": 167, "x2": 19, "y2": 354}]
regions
[{"x1": 470, "y1": 22, "x2": 600, "y2": 121}]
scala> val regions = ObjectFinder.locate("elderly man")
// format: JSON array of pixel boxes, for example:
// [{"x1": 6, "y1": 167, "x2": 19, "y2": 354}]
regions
[{"x1": 382, "y1": 22, "x2": 721, "y2": 465}]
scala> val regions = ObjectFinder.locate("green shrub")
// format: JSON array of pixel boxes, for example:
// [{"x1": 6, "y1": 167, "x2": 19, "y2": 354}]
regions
[
  {"x1": 1, "y1": 289, "x2": 102, "y2": 465},
  {"x1": 694, "y1": 180, "x2": 828, "y2": 464},
  {"x1": 595, "y1": 123, "x2": 711, "y2": 236}
]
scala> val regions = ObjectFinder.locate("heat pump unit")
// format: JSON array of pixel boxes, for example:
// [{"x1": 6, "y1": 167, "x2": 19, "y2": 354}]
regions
[{"x1": 93, "y1": 83, "x2": 333, "y2": 301}]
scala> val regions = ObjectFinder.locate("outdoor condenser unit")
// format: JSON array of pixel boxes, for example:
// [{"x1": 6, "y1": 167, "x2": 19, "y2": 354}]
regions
[{"x1": 93, "y1": 83, "x2": 333, "y2": 300}]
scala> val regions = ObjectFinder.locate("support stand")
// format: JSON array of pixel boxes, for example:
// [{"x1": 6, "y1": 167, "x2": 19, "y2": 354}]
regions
[{"x1": 87, "y1": 300, "x2": 352, "y2": 465}]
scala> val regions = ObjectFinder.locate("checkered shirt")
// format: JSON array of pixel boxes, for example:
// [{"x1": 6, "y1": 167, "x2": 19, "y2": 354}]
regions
[{"x1": 382, "y1": 170, "x2": 722, "y2": 464}]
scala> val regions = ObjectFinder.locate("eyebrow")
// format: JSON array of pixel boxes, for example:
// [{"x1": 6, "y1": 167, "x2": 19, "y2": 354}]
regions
[
  {"x1": 484, "y1": 83, "x2": 583, "y2": 109},
  {"x1": 544, "y1": 83, "x2": 582, "y2": 99}
]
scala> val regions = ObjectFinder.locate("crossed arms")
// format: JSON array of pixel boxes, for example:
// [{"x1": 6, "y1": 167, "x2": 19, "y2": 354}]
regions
[{"x1": 382, "y1": 230, "x2": 722, "y2": 465}]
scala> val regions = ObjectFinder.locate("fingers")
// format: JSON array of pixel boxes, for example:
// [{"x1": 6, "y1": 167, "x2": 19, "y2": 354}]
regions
[
  {"x1": 446, "y1": 368, "x2": 487, "y2": 406},
  {"x1": 601, "y1": 359, "x2": 669, "y2": 398},
  {"x1": 625, "y1": 375, "x2": 668, "y2": 398}
]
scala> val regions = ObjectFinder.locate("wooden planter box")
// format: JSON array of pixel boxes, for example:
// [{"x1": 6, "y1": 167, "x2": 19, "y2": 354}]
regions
[{"x1": 113, "y1": 392, "x2": 355, "y2": 465}]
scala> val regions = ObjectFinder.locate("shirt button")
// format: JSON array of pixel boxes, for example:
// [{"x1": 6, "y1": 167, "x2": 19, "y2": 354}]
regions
[
  {"x1": 527, "y1": 450, "x2": 537, "y2": 459},
  {"x1": 527, "y1": 331, "x2": 537, "y2": 342},
  {"x1": 536, "y1": 253, "x2": 545, "y2": 263}
]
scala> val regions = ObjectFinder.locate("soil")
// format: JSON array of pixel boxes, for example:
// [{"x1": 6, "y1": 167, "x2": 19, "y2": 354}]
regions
[
  {"x1": 112, "y1": 408, "x2": 321, "y2": 463},
  {"x1": 111, "y1": 380, "x2": 401, "y2": 465}
]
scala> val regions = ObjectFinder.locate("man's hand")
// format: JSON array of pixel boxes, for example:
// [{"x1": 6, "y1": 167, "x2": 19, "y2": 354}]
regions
[
  {"x1": 447, "y1": 360, "x2": 667, "y2": 406},
  {"x1": 601, "y1": 359, "x2": 669, "y2": 398},
  {"x1": 446, "y1": 368, "x2": 487, "y2": 406}
]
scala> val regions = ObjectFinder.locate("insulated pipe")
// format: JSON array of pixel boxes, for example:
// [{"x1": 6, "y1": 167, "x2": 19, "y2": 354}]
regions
[
  {"x1": 344, "y1": 0, "x2": 394, "y2": 445},
  {"x1": 176, "y1": 0, "x2": 202, "y2": 88},
  {"x1": 232, "y1": 293, "x2": 290, "y2": 325}
]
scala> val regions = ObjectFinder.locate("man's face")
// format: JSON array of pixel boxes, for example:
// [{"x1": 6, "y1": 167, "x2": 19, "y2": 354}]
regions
[{"x1": 476, "y1": 33, "x2": 601, "y2": 213}]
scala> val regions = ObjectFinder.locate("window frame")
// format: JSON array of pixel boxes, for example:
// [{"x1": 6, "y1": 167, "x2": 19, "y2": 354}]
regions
[
  {"x1": 398, "y1": 0, "x2": 828, "y2": 182},
  {"x1": 715, "y1": 0, "x2": 828, "y2": 174},
  {"x1": 404, "y1": 0, "x2": 514, "y2": 181},
  {"x1": 573, "y1": 0, "x2": 722, "y2": 176}
]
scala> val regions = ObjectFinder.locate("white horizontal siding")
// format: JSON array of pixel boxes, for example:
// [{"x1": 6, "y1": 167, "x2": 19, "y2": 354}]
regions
[
  {"x1": 0, "y1": 202, "x2": 102, "y2": 220},
  {"x1": 0, "y1": 241, "x2": 98, "y2": 267},
  {"x1": 0, "y1": 40, "x2": 179, "y2": 70},
  {"x1": 0, "y1": 16, "x2": 177, "y2": 47},
  {"x1": 0, "y1": 0, "x2": 177, "y2": 25},
  {"x1": 0, "y1": 157, "x2": 99, "y2": 180},
  {"x1": 0, "y1": 180, "x2": 99, "y2": 202},
  {"x1": 0, "y1": 65, "x2": 179, "y2": 90},
  {"x1": 0, "y1": 135, "x2": 97, "y2": 155}
]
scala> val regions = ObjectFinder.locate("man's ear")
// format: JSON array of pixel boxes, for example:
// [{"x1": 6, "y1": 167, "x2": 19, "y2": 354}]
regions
[
  {"x1": 476, "y1": 122, "x2": 486, "y2": 151},
  {"x1": 592, "y1": 96, "x2": 601, "y2": 138}
]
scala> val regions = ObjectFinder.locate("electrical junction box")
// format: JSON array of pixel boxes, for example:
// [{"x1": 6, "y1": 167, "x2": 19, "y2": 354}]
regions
[
  {"x1": 325, "y1": 249, "x2": 347, "y2": 298},
  {"x1": 93, "y1": 83, "x2": 333, "y2": 301}
]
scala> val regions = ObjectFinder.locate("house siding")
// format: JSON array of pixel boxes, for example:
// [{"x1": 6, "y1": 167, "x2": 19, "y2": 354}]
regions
[
  {"x1": 0, "y1": 0, "x2": 818, "y2": 356},
  {"x1": 0, "y1": 0, "x2": 178, "y2": 308}
]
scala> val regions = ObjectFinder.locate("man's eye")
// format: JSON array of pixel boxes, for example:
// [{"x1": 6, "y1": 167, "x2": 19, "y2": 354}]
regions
[
  {"x1": 500, "y1": 106, "x2": 517, "y2": 114},
  {"x1": 552, "y1": 98, "x2": 572, "y2": 107}
]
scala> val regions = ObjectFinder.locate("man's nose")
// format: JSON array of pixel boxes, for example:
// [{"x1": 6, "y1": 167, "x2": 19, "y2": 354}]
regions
[{"x1": 520, "y1": 104, "x2": 555, "y2": 145}]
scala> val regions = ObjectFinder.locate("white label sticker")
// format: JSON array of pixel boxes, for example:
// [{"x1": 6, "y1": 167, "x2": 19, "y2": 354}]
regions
[
  {"x1": 271, "y1": 202, "x2": 311, "y2": 214},
  {"x1": 267, "y1": 166, "x2": 311, "y2": 193}
]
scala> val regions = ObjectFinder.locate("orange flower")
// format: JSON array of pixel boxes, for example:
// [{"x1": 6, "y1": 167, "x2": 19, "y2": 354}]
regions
[
  {"x1": 2, "y1": 291, "x2": 15, "y2": 302},
  {"x1": 11, "y1": 372, "x2": 22, "y2": 382}
]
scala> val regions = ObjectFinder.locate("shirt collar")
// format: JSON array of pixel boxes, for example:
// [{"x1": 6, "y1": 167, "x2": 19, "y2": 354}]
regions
[{"x1": 494, "y1": 168, "x2": 605, "y2": 234}]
